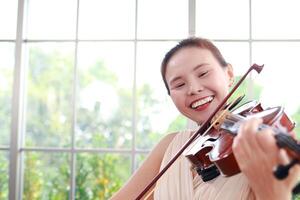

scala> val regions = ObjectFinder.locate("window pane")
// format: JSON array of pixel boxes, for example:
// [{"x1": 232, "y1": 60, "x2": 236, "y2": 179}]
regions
[
  {"x1": 196, "y1": 0, "x2": 249, "y2": 39},
  {"x1": 252, "y1": 0, "x2": 300, "y2": 39},
  {"x1": 214, "y1": 42, "x2": 250, "y2": 76},
  {"x1": 23, "y1": 152, "x2": 70, "y2": 199},
  {"x1": 76, "y1": 153, "x2": 131, "y2": 200},
  {"x1": 78, "y1": 0, "x2": 135, "y2": 39},
  {"x1": 25, "y1": 43, "x2": 74, "y2": 147},
  {"x1": 25, "y1": 0, "x2": 77, "y2": 39},
  {"x1": 0, "y1": 43, "x2": 14, "y2": 146},
  {"x1": 0, "y1": 0, "x2": 17, "y2": 39},
  {"x1": 76, "y1": 42, "x2": 134, "y2": 149},
  {"x1": 136, "y1": 42, "x2": 187, "y2": 149},
  {"x1": 135, "y1": 153, "x2": 147, "y2": 170},
  {"x1": 0, "y1": 151, "x2": 9, "y2": 199},
  {"x1": 137, "y1": 0, "x2": 188, "y2": 39},
  {"x1": 252, "y1": 42, "x2": 300, "y2": 137}
]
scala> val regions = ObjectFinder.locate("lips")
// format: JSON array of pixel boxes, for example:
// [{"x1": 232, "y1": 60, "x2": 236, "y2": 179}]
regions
[{"x1": 190, "y1": 96, "x2": 214, "y2": 110}]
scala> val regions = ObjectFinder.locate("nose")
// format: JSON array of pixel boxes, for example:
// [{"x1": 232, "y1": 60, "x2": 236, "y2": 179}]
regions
[{"x1": 187, "y1": 83, "x2": 203, "y2": 95}]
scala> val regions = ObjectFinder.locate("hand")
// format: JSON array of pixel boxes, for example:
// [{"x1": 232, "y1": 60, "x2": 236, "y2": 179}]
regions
[{"x1": 232, "y1": 118, "x2": 300, "y2": 200}]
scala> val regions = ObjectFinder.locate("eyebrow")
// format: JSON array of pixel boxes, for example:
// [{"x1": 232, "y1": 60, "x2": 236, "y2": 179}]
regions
[{"x1": 169, "y1": 64, "x2": 207, "y2": 85}]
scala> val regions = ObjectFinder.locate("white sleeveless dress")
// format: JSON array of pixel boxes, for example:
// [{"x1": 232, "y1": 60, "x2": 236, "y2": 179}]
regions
[{"x1": 154, "y1": 130, "x2": 255, "y2": 200}]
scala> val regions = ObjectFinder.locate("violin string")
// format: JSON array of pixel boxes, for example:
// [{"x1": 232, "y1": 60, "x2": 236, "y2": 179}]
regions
[{"x1": 203, "y1": 96, "x2": 240, "y2": 136}]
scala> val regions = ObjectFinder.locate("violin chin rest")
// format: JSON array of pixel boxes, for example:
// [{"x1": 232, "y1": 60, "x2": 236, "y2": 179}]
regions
[{"x1": 196, "y1": 165, "x2": 220, "y2": 182}]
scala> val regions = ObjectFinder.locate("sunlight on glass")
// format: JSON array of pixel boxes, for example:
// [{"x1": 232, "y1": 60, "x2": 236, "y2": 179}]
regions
[
  {"x1": 76, "y1": 42, "x2": 134, "y2": 148},
  {"x1": 76, "y1": 153, "x2": 131, "y2": 200},
  {"x1": 252, "y1": 0, "x2": 300, "y2": 39},
  {"x1": 25, "y1": 0, "x2": 77, "y2": 39},
  {"x1": 0, "y1": 151, "x2": 9, "y2": 199},
  {"x1": 136, "y1": 41, "x2": 187, "y2": 149},
  {"x1": 0, "y1": 43, "x2": 14, "y2": 146},
  {"x1": 25, "y1": 43, "x2": 74, "y2": 147},
  {"x1": 196, "y1": 0, "x2": 249, "y2": 39},
  {"x1": 214, "y1": 42, "x2": 249, "y2": 76},
  {"x1": 252, "y1": 42, "x2": 300, "y2": 115},
  {"x1": 138, "y1": 0, "x2": 188, "y2": 39},
  {"x1": 0, "y1": 0, "x2": 17, "y2": 39},
  {"x1": 78, "y1": 0, "x2": 135, "y2": 39},
  {"x1": 23, "y1": 152, "x2": 70, "y2": 199}
]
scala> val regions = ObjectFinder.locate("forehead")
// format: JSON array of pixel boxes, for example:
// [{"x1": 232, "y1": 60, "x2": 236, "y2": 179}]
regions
[{"x1": 165, "y1": 47, "x2": 218, "y2": 78}]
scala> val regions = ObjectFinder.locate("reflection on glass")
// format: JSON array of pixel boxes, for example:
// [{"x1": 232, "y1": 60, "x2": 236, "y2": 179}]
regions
[
  {"x1": 136, "y1": 42, "x2": 187, "y2": 149},
  {"x1": 137, "y1": 0, "x2": 188, "y2": 39},
  {"x1": 0, "y1": 43, "x2": 14, "y2": 146},
  {"x1": 0, "y1": 151, "x2": 9, "y2": 199},
  {"x1": 25, "y1": 0, "x2": 77, "y2": 39},
  {"x1": 252, "y1": 42, "x2": 300, "y2": 137},
  {"x1": 196, "y1": 0, "x2": 249, "y2": 39},
  {"x1": 78, "y1": 0, "x2": 135, "y2": 39},
  {"x1": 25, "y1": 43, "x2": 74, "y2": 147},
  {"x1": 76, "y1": 153, "x2": 131, "y2": 200},
  {"x1": 23, "y1": 152, "x2": 70, "y2": 199},
  {"x1": 0, "y1": 0, "x2": 17, "y2": 39},
  {"x1": 252, "y1": 0, "x2": 300, "y2": 39},
  {"x1": 76, "y1": 42, "x2": 134, "y2": 148}
]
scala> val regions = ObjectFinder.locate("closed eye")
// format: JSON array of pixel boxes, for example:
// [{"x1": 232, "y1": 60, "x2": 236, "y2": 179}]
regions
[
  {"x1": 175, "y1": 83, "x2": 185, "y2": 88},
  {"x1": 198, "y1": 71, "x2": 208, "y2": 78}
]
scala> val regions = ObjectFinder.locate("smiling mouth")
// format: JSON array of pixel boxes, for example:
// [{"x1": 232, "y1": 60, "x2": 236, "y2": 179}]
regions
[{"x1": 190, "y1": 96, "x2": 214, "y2": 109}]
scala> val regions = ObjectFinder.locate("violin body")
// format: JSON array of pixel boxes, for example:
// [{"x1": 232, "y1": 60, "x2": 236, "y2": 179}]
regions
[{"x1": 184, "y1": 100, "x2": 296, "y2": 180}]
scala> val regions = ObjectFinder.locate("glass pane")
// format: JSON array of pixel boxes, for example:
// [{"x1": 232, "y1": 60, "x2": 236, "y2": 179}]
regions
[
  {"x1": 76, "y1": 42, "x2": 134, "y2": 148},
  {"x1": 214, "y1": 42, "x2": 250, "y2": 76},
  {"x1": 196, "y1": 0, "x2": 249, "y2": 39},
  {"x1": 0, "y1": 43, "x2": 14, "y2": 146},
  {"x1": 25, "y1": 43, "x2": 74, "y2": 147},
  {"x1": 25, "y1": 0, "x2": 77, "y2": 39},
  {"x1": 137, "y1": 0, "x2": 188, "y2": 39},
  {"x1": 0, "y1": 0, "x2": 18, "y2": 39},
  {"x1": 23, "y1": 152, "x2": 70, "y2": 199},
  {"x1": 78, "y1": 0, "x2": 135, "y2": 39},
  {"x1": 252, "y1": 0, "x2": 300, "y2": 39},
  {"x1": 135, "y1": 153, "x2": 147, "y2": 170},
  {"x1": 252, "y1": 42, "x2": 300, "y2": 137},
  {"x1": 136, "y1": 41, "x2": 187, "y2": 149},
  {"x1": 76, "y1": 153, "x2": 131, "y2": 200},
  {"x1": 0, "y1": 151, "x2": 9, "y2": 199}
]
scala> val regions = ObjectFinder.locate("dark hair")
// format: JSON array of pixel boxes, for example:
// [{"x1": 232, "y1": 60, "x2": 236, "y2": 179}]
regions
[{"x1": 161, "y1": 37, "x2": 228, "y2": 95}]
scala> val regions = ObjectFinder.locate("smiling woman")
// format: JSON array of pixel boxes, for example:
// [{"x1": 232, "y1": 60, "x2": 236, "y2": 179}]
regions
[{"x1": 111, "y1": 37, "x2": 300, "y2": 200}]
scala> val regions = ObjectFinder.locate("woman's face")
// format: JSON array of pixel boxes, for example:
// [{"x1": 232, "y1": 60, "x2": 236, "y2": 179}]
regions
[{"x1": 165, "y1": 47, "x2": 234, "y2": 124}]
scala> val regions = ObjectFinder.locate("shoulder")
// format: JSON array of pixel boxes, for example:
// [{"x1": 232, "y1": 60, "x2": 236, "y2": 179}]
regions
[{"x1": 149, "y1": 132, "x2": 178, "y2": 160}]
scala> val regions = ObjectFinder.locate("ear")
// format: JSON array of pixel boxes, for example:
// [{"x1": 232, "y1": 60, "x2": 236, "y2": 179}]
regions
[{"x1": 226, "y1": 63, "x2": 234, "y2": 87}]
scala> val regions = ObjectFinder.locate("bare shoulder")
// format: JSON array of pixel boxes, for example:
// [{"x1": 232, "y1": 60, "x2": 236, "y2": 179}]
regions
[
  {"x1": 110, "y1": 132, "x2": 178, "y2": 200},
  {"x1": 152, "y1": 132, "x2": 178, "y2": 156}
]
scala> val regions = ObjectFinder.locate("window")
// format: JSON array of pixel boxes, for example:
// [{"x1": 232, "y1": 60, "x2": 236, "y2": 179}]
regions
[{"x1": 3, "y1": 0, "x2": 300, "y2": 199}]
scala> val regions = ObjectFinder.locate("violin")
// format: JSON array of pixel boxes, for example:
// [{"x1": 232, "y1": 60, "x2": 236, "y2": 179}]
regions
[
  {"x1": 135, "y1": 64, "x2": 300, "y2": 199},
  {"x1": 183, "y1": 99, "x2": 298, "y2": 181}
]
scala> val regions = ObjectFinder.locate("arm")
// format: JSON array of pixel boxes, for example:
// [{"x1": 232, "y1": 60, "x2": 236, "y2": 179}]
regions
[
  {"x1": 110, "y1": 132, "x2": 177, "y2": 200},
  {"x1": 233, "y1": 118, "x2": 300, "y2": 200}
]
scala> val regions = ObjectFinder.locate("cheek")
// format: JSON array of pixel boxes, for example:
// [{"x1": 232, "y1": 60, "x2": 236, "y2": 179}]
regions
[{"x1": 170, "y1": 93, "x2": 186, "y2": 110}]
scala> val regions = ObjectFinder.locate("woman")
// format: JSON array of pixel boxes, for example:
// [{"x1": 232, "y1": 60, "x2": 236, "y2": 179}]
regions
[{"x1": 111, "y1": 37, "x2": 300, "y2": 200}]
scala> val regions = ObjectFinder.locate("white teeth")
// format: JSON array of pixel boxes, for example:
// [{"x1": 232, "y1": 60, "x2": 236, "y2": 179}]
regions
[{"x1": 191, "y1": 96, "x2": 213, "y2": 109}]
